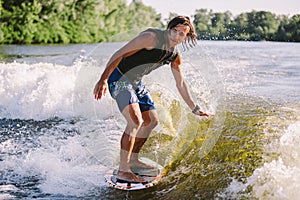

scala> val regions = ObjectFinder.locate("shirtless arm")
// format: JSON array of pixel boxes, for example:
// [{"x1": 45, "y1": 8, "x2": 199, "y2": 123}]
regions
[
  {"x1": 94, "y1": 32, "x2": 157, "y2": 100},
  {"x1": 171, "y1": 55, "x2": 212, "y2": 117}
]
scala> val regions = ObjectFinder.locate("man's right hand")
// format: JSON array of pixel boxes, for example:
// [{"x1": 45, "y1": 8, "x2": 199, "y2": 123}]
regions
[{"x1": 94, "y1": 79, "x2": 108, "y2": 100}]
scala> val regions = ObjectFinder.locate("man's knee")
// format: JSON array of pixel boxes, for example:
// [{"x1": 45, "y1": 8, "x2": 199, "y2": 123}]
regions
[
  {"x1": 132, "y1": 115, "x2": 144, "y2": 128},
  {"x1": 144, "y1": 116, "x2": 159, "y2": 128},
  {"x1": 152, "y1": 117, "x2": 159, "y2": 128},
  {"x1": 123, "y1": 103, "x2": 144, "y2": 129}
]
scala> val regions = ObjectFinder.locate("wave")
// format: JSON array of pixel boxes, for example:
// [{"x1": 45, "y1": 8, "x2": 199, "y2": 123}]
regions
[
  {"x1": 0, "y1": 52, "x2": 225, "y2": 198},
  {"x1": 1, "y1": 42, "x2": 299, "y2": 199},
  {"x1": 249, "y1": 120, "x2": 300, "y2": 199},
  {"x1": 0, "y1": 62, "x2": 77, "y2": 120},
  {"x1": 219, "y1": 104, "x2": 300, "y2": 200}
]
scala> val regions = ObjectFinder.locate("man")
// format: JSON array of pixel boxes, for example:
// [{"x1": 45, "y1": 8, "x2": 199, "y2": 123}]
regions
[{"x1": 94, "y1": 16, "x2": 212, "y2": 183}]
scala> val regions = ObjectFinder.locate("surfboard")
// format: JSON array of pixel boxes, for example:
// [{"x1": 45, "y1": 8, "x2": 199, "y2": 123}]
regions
[{"x1": 104, "y1": 157, "x2": 163, "y2": 191}]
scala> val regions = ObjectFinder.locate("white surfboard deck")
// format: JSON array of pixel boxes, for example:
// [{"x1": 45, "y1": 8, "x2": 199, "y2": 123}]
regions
[{"x1": 104, "y1": 157, "x2": 163, "y2": 191}]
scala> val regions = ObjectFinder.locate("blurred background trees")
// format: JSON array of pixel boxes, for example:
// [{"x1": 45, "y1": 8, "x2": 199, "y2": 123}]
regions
[
  {"x1": 0, "y1": 0, "x2": 299, "y2": 44},
  {"x1": 193, "y1": 9, "x2": 299, "y2": 42},
  {"x1": 0, "y1": 0, "x2": 162, "y2": 44}
]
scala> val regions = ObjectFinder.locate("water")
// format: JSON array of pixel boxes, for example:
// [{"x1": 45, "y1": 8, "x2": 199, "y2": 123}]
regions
[{"x1": 0, "y1": 41, "x2": 299, "y2": 199}]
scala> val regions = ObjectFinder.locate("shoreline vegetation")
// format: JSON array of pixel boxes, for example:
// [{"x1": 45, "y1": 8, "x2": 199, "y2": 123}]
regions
[{"x1": 0, "y1": 0, "x2": 299, "y2": 44}]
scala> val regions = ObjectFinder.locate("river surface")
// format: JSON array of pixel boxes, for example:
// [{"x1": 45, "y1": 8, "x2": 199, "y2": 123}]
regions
[{"x1": 0, "y1": 41, "x2": 299, "y2": 199}]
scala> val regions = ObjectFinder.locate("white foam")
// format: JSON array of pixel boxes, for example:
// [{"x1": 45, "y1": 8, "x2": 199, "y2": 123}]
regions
[
  {"x1": 0, "y1": 62, "x2": 77, "y2": 119},
  {"x1": 0, "y1": 132, "x2": 110, "y2": 197},
  {"x1": 249, "y1": 121, "x2": 300, "y2": 200},
  {"x1": 0, "y1": 184, "x2": 18, "y2": 191},
  {"x1": 0, "y1": 60, "x2": 116, "y2": 120},
  {"x1": 0, "y1": 194, "x2": 16, "y2": 200},
  {"x1": 222, "y1": 121, "x2": 300, "y2": 199}
]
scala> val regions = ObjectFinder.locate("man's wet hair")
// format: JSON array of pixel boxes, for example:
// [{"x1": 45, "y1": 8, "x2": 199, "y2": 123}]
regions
[{"x1": 167, "y1": 16, "x2": 197, "y2": 50}]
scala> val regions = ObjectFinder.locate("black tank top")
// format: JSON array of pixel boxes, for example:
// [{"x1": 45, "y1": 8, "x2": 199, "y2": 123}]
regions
[{"x1": 116, "y1": 28, "x2": 179, "y2": 83}]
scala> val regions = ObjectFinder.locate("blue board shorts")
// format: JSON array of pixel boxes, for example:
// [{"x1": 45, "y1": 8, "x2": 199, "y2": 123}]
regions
[{"x1": 108, "y1": 79, "x2": 155, "y2": 112}]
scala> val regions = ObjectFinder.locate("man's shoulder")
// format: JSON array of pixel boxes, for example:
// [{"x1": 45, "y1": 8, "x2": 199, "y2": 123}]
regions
[
  {"x1": 143, "y1": 28, "x2": 164, "y2": 33},
  {"x1": 141, "y1": 28, "x2": 164, "y2": 38},
  {"x1": 141, "y1": 28, "x2": 166, "y2": 48}
]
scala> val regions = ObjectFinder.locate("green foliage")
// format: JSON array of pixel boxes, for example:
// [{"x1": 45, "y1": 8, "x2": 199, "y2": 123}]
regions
[
  {"x1": 283, "y1": 14, "x2": 300, "y2": 42},
  {"x1": 194, "y1": 9, "x2": 212, "y2": 40},
  {"x1": 0, "y1": 0, "x2": 163, "y2": 44},
  {"x1": 0, "y1": 0, "x2": 298, "y2": 44},
  {"x1": 193, "y1": 9, "x2": 299, "y2": 42}
]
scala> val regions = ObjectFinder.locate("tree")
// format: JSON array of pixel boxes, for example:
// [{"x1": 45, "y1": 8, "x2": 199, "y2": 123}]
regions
[
  {"x1": 284, "y1": 14, "x2": 300, "y2": 42},
  {"x1": 209, "y1": 11, "x2": 233, "y2": 40},
  {"x1": 0, "y1": 0, "x2": 163, "y2": 44},
  {"x1": 246, "y1": 11, "x2": 279, "y2": 41},
  {"x1": 127, "y1": 0, "x2": 162, "y2": 30},
  {"x1": 275, "y1": 15, "x2": 289, "y2": 41},
  {"x1": 193, "y1": 9, "x2": 212, "y2": 40},
  {"x1": 233, "y1": 13, "x2": 250, "y2": 40},
  {"x1": 1, "y1": 1, "x2": 299, "y2": 44}
]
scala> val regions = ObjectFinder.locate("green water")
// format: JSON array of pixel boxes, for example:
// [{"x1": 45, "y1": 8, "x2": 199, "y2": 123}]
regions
[{"x1": 98, "y1": 94, "x2": 299, "y2": 200}]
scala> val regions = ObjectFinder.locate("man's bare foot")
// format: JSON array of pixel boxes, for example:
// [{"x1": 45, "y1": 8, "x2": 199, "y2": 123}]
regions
[
  {"x1": 117, "y1": 171, "x2": 147, "y2": 183},
  {"x1": 130, "y1": 160, "x2": 155, "y2": 170}
]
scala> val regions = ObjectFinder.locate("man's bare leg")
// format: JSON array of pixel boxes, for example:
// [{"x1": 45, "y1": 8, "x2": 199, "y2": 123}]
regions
[
  {"x1": 130, "y1": 110, "x2": 159, "y2": 169},
  {"x1": 117, "y1": 103, "x2": 147, "y2": 182}
]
